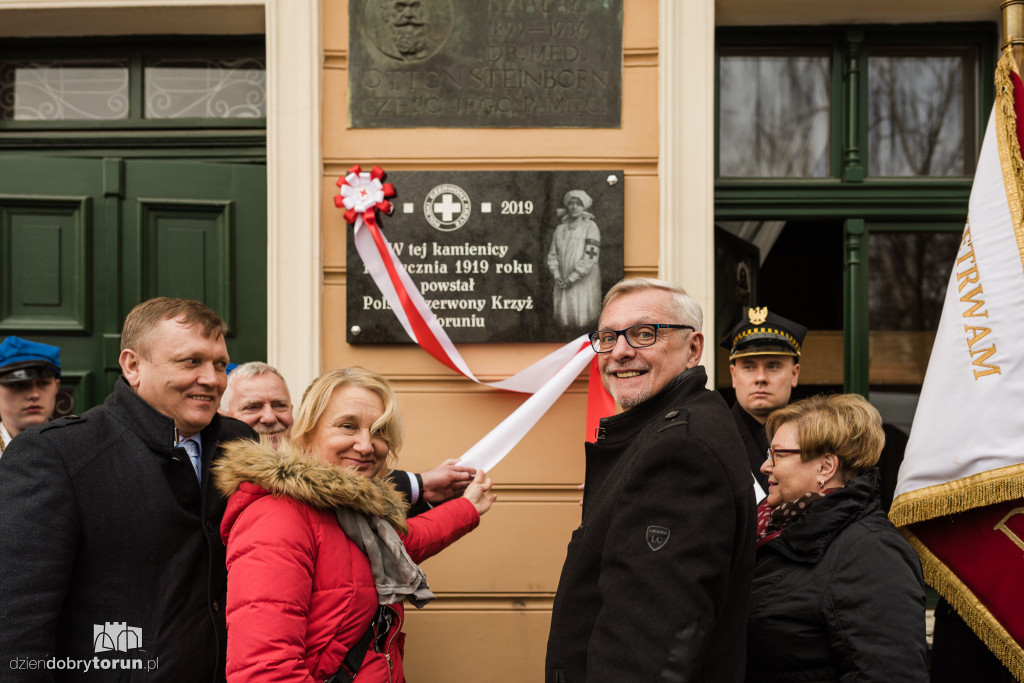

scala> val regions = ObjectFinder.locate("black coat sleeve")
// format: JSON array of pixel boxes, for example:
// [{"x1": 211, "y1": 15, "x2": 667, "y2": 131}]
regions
[
  {"x1": 0, "y1": 430, "x2": 79, "y2": 682},
  {"x1": 387, "y1": 469, "x2": 430, "y2": 517},
  {"x1": 826, "y1": 527, "x2": 928, "y2": 682},
  {"x1": 586, "y1": 430, "x2": 745, "y2": 681}
]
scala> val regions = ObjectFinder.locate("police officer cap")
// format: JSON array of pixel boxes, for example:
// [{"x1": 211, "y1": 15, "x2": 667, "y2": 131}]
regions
[
  {"x1": 0, "y1": 336, "x2": 62, "y2": 384},
  {"x1": 720, "y1": 307, "x2": 807, "y2": 361}
]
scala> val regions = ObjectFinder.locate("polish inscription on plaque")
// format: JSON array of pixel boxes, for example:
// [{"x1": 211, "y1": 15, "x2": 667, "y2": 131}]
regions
[
  {"x1": 347, "y1": 170, "x2": 624, "y2": 343},
  {"x1": 348, "y1": 0, "x2": 623, "y2": 128}
]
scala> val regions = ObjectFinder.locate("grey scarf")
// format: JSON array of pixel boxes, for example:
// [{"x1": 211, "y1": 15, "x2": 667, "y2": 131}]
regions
[{"x1": 335, "y1": 507, "x2": 435, "y2": 608}]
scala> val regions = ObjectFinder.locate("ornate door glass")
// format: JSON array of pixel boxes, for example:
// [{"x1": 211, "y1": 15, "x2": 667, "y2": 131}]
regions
[
  {"x1": 144, "y1": 57, "x2": 266, "y2": 119},
  {"x1": 0, "y1": 59, "x2": 129, "y2": 120}
]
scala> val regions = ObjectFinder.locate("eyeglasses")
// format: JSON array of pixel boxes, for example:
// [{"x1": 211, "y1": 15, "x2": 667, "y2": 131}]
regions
[
  {"x1": 589, "y1": 323, "x2": 694, "y2": 353},
  {"x1": 766, "y1": 447, "x2": 801, "y2": 467}
]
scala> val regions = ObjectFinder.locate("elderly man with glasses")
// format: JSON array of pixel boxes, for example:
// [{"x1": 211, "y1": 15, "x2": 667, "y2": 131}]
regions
[{"x1": 545, "y1": 277, "x2": 755, "y2": 683}]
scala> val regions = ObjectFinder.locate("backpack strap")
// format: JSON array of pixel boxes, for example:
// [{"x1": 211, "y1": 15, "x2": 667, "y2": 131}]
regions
[{"x1": 323, "y1": 613, "x2": 377, "y2": 683}]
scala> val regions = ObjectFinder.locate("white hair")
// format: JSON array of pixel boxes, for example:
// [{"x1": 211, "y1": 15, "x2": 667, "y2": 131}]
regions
[
  {"x1": 602, "y1": 277, "x2": 704, "y2": 331},
  {"x1": 222, "y1": 361, "x2": 287, "y2": 409}
]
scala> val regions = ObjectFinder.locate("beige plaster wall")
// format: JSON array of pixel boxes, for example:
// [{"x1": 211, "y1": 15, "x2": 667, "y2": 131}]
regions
[{"x1": 320, "y1": 0, "x2": 657, "y2": 678}]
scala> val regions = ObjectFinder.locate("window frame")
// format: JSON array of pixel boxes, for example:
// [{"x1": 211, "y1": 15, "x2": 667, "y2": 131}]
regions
[
  {"x1": 0, "y1": 35, "x2": 267, "y2": 156},
  {"x1": 714, "y1": 23, "x2": 997, "y2": 395}
]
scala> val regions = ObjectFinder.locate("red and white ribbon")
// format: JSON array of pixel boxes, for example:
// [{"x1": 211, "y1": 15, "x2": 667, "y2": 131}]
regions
[{"x1": 336, "y1": 165, "x2": 615, "y2": 469}]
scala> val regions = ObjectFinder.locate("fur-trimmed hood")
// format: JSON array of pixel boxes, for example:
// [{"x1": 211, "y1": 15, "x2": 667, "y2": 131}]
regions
[{"x1": 213, "y1": 438, "x2": 408, "y2": 533}]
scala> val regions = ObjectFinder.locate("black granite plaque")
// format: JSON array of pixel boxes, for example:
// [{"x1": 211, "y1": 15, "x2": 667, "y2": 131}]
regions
[
  {"x1": 348, "y1": 0, "x2": 622, "y2": 128},
  {"x1": 346, "y1": 170, "x2": 624, "y2": 343}
]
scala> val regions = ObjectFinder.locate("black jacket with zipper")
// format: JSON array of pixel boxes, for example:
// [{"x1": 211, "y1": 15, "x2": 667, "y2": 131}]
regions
[{"x1": 746, "y1": 468, "x2": 928, "y2": 683}]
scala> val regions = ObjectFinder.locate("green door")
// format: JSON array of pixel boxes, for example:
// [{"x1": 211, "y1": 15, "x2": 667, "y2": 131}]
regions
[{"x1": 0, "y1": 155, "x2": 266, "y2": 411}]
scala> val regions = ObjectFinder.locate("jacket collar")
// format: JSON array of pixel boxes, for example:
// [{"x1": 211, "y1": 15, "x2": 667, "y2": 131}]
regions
[
  {"x1": 213, "y1": 438, "x2": 409, "y2": 533},
  {"x1": 106, "y1": 376, "x2": 224, "y2": 452},
  {"x1": 765, "y1": 468, "x2": 883, "y2": 563},
  {"x1": 596, "y1": 366, "x2": 707, "y2": 443}
]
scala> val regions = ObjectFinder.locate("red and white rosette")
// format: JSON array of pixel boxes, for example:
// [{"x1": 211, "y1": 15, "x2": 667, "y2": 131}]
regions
[{"x1": 336, "y1": 165, "x2": 615, "y2": 471}]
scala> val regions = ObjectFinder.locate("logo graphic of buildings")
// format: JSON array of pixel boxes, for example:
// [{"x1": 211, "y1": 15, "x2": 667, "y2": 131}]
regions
[{"x1": 93, "y1": 622, "x2": 142, "y2": 653}]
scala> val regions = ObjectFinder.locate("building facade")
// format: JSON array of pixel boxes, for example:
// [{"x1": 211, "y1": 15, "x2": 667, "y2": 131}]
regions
[{"x1": 0, "y1": 0, "x2": 999, "y2": 679}]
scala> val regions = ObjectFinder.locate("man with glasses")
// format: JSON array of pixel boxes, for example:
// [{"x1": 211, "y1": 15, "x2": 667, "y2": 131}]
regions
[
  {"x1": 720, "y1": 308, "x2": 806, "y2": 493},
  {"x1": 546, "y1": 277, "x2": 755, "y2": 683}
]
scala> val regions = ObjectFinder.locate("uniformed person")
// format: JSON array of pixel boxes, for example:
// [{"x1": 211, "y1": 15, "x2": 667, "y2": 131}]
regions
[
  {"x1": 0, "y1": 336, "x2": 61, "y2": 454},
  {"x1": 722, "y1": 307, "x2": 807, "y2": 493}
]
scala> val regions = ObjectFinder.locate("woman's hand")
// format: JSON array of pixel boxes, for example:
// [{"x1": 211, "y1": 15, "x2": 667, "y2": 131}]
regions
[{"x1": 463, "y1": 469, "x2": 497, "y2": 516}]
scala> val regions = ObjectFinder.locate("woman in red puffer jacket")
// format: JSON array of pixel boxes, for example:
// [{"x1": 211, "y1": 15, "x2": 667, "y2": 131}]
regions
[{"x1": 214, "y1": 367, "x2": 496, "y2": 682}]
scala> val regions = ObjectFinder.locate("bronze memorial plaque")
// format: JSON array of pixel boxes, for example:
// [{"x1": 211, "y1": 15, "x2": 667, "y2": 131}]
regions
[
  {"x1": 346, "y1": 170, "x2": 624, "y2": 343},
  {"x1": 348, "y1": 0, "x2": 623, "y2": 128}
]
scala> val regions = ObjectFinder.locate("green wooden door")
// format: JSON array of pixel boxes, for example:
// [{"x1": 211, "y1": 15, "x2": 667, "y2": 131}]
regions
[{"x1": 0, "y1": 155, "x2": 266, "y2": 411}]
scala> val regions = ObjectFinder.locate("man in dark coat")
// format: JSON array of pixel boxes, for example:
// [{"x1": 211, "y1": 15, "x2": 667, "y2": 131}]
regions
[
  {"x1": 546, "y1": 278, "x2": 756, "y2": 682},
  {"x1": 721, "y1": 308, "x2": 806, "y2": 493},
  {"x1": 0, "y1": 298, "x2": 257, "y2": 682}
]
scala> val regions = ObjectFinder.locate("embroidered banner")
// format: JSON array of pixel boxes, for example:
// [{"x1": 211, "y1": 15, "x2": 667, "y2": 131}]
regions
[{"x1": 890, "y1": 49, "x2": 1024, "y2": 678}]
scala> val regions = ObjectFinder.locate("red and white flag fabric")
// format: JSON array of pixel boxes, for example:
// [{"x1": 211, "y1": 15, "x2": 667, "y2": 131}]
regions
[{"x1": 890, "y1": 49, "x2": 1024, "y2": 678}]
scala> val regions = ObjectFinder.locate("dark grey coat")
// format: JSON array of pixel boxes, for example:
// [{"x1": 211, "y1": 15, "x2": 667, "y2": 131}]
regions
[
  {"x1": 546, "y1": 367, "x2": 756, "y2": 682},
  {"x1": 0, "y1": 378, "x2": 255, "y2": 682},
  {"x1": 745, "y1": 469, "x2": 928, "y2": 683}
]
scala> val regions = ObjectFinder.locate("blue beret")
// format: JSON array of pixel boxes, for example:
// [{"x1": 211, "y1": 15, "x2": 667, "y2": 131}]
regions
[{"x1": 0, "y1": 336, "x2": 62, "y2": 384}]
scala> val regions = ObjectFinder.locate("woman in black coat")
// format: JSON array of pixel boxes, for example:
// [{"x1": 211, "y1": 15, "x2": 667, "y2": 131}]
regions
[{"x1": 746, "y1": 393, "x2": 927, "y2": 682}]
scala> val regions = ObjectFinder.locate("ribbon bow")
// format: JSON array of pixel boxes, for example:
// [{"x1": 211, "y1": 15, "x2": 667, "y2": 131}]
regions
[{"x1": 334, "y1": 164, "x2": 396, "y2": 228}]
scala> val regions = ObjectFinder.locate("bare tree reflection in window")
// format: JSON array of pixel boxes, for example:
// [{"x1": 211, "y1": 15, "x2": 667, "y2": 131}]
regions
[
  {"x1": 718, "y1": 51, "x2": 831, "y2": 260},
  {"x1": 719, "y1": 51, "x2": 831, "y2": 178},
  {"x1": 868, "y1": 232, "x2": 961, "y2": 383},
  {"x1": 868, "y1": 52, "x2": 975, "y2": 177}
]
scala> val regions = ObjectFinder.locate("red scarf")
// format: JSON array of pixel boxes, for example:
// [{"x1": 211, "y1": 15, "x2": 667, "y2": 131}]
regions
[{"x1": 756, "y1": 489, "x2": 838, "y2": 547}]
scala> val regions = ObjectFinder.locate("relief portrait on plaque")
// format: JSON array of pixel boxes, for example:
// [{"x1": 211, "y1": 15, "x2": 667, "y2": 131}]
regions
[
  {"x1": 547, "y1": 189, "x2": 601, "y2": 329},
  {"x1": 348, "y1": 0, "x2": 623, "y2": 128},
  {"x1": 364, "y1": 0, "x2": 454, "y2": 63}
]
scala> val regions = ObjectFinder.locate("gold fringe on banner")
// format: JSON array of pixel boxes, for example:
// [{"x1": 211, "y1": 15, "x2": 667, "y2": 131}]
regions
[
  {"x1": 889, "y1": 462, "x2": 1024, "y2": 528},
  {"x1": 994, "y1": 47, "x2": 1024, "y2": 276},
  {"x1": 902, "y1": 528, "x2": 1024, "y2": 680}
]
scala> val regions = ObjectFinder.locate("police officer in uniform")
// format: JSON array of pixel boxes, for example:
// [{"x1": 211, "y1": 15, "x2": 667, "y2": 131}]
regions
[
  {"x1": 0, "y1": 336, "x2": 61, "y2": 454},
  {"x1": 721, "y1": 307, "x2": 806, "y2": 493}
]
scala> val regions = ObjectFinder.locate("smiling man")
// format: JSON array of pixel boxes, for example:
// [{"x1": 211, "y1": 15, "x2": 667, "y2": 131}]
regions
[
  {"x1": 219, "y1": 361, "x2": 294, "y2": 446},
  {"x1": 0, "y1": 336, "x2": 62, "y2": 454},
  {"x1": 0, "y1": 298, "x2": 256, "y2": 682},
  {"x1": 721, "y1": 308, "x2": 806, "y2": 492},
  {"x1": 546, "y1": 278, "x2": 755, "y2": 683}
]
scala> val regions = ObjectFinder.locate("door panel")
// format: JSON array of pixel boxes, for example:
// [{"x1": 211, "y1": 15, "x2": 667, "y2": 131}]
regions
[
  {"x1": 123, "y1": 160, "x2": 266, "y2": 374},
  {"x1": 140, "y1": 201, "x2": 233, "y2": 318},
  {"x1": 1, "y1": 195, "x2": 91, "y2": 331},
  {"x1": 0, "y1": 155, "x2": 266, "y2": 411}
]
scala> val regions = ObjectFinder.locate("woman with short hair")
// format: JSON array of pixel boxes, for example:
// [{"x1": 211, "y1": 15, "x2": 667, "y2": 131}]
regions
[{"x1": 746, "y1": 393, "x2": 927, "y2": 682}]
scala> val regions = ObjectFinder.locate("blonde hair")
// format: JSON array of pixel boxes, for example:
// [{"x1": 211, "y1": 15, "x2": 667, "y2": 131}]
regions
[
  {"x1": 291, "y1": 367, "x2": 403, "y2": 476},
  {"x1": 765, "y1": 393, "x2": 885, "y2": 480}
]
